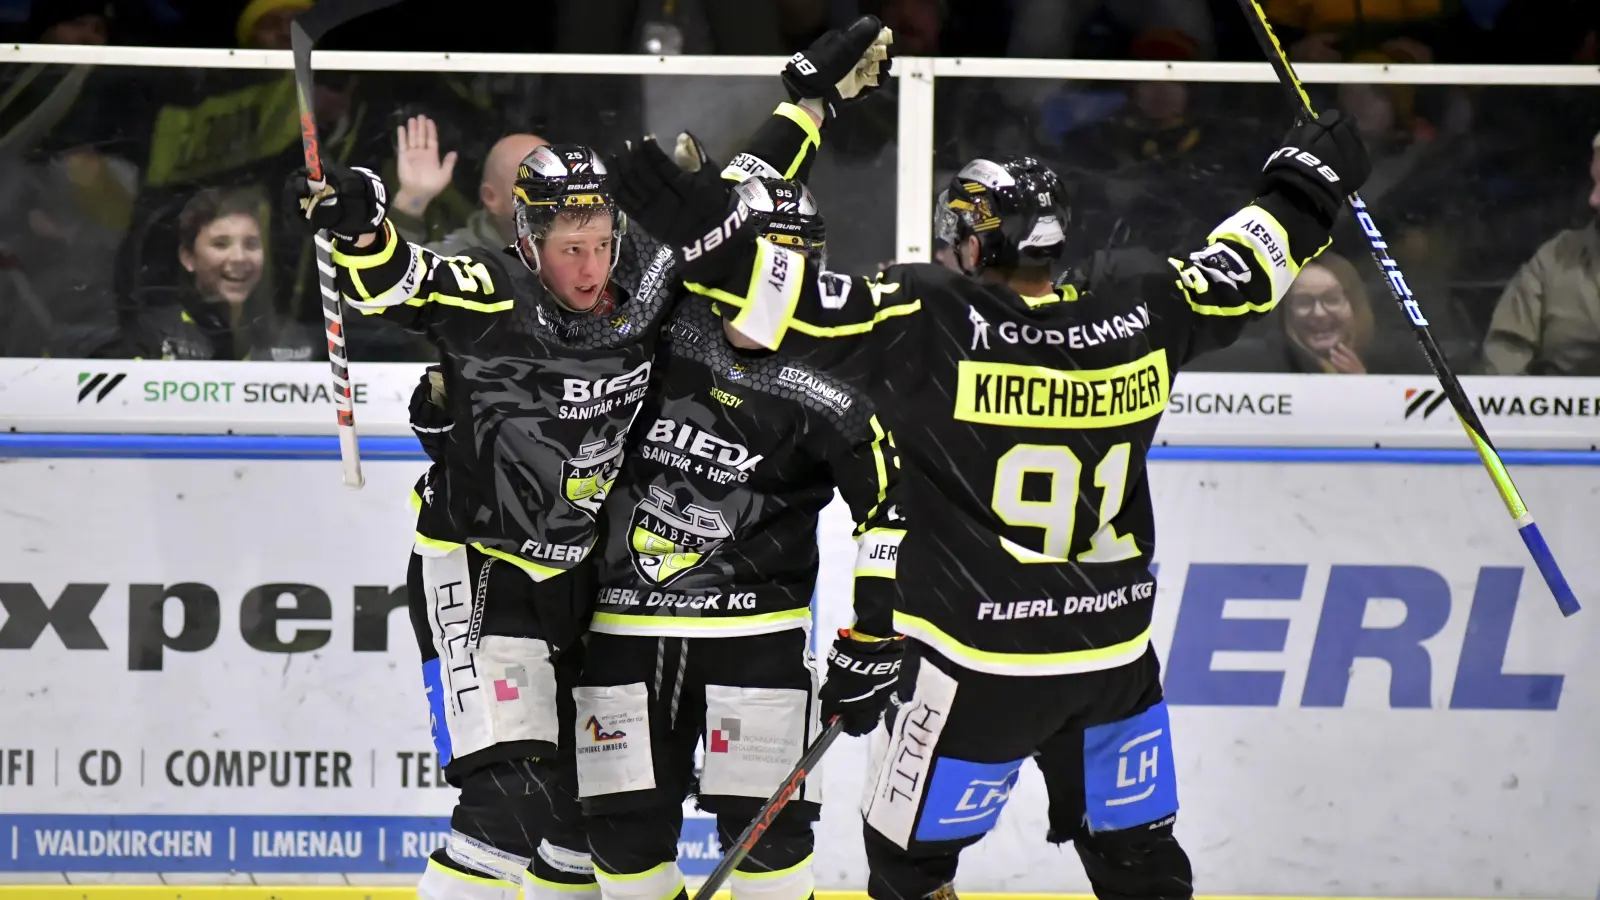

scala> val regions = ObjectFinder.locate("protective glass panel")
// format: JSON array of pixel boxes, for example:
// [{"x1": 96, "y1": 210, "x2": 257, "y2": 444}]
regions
[
  {"x1": 935, "y1": 76, "x2": 1600, "y2": 375},
  {"x1": 0, "y1": 64, "x2": 897, "y2": 362}
]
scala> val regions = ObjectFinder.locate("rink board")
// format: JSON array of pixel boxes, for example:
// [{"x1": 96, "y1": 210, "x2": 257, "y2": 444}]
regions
[
  {"x1": 0, "y1": 446, "x2": 1597, "y2": 897},
  {"x1": 0, "y1": 893, "x2": 1523, "y2": 900}
]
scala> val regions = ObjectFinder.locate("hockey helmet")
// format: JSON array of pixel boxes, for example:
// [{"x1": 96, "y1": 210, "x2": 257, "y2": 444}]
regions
[
  {"x1": 731, "y1": 176, "x2": 826, "y2": 263},
  {"x1": 941, "y1": 156, "x2": 1069, "y2": 276},
  {"x1": 511, "y1": 143, "x2": 626, "y2": 278}
]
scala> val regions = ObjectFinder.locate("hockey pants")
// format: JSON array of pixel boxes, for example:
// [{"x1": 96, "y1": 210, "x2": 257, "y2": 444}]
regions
[
  {"x1": 860, "y1": 641, "x2": 1193, "y2": 900},
  {"x1": 576, "y1": 629, "x2": 823, "y2": 900},
  {"x1": 407, "y1": 545, "x2": 599, "y2": 900}
]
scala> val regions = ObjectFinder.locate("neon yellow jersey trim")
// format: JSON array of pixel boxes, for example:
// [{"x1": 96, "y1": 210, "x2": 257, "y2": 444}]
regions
[
  {"x1": 895, "y1": 611, "x2": 1152, "y2": 676},
  {"x1": 773, "y1": 102, "x2": 823, "y2": 177},
  {"x1": 472, "y1": 542, "x2": 572, "y2": 580},
  {"x1": 589, "y1": 608, "x2": 811, "y2": 638},
  {"x1": 330, "y1": 220, "x2": 399, "y2": 270}
]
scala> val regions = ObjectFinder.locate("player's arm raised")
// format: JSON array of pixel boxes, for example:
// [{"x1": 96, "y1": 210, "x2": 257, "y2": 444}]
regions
[
  {"x1": 1166, "y1": 111, "x2": 1371, "y2": 358},
  {"x1": 283, "y1": 161, "x2": 515, "y2": 331},
  {"x1": 697, "y1": 218, "x2": 922, "y2": 357},
  {"x1": 816, "y1": 406, "x2": 907, "y2": 736}
]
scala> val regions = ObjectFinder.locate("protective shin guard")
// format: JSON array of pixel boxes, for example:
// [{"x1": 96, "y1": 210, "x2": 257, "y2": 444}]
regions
[
  {"x1": 418, "y1": 853, "x2": 521, "y2": 900},
  {"x1": 594, "y1": 861, "x2": 687, "y2": 900},
  {"x1": 731, "y1": 854, "x2": 815, "y2": 900},
  {"x1": 526, "y1": 839, "x2": 600, "y2": 900},
  {"x1": 717, "y1": 802, "x2": 816, "y2": 900},
  {"x1": 863, "y1": 822, "x2": 959, "y2": 900},
  {"x1": 587, "y1": 808, "x2": 684, "y2": 900},
  {"x1": 1075, "y1": 822, "x2": 1194, "y2": 900}
]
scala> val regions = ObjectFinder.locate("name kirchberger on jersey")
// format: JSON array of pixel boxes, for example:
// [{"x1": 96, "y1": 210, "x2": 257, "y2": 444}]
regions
[
  {"x1": 955, "y1": 349, "x2": 1170, "y2": 429},
  {"x1": 560, "y1": 361, "x2": 652, "y2": 420}
]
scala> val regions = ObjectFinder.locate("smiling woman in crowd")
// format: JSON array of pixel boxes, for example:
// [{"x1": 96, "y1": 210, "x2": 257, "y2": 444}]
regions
[
  {"x1": 1187, "y1": 250, "x2": 1430, "y2": 374},
  {"x1": 130, "y1": 188, "x2": 316, "y2": 361},
  {"x1": 1280, "y1": 252, "x2": 1375, "y2": 373}
]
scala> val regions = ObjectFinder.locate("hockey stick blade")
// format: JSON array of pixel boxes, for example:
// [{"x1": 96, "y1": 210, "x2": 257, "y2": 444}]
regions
[
  {"x1": 690, "y1": 717, "x2": 843, "y2": 900},
  {"x1": 1234, "y1": 0, "x2": 1579, "y2": 617},
  {"x1": 289, "y1": 0, "x2": 399, "y2": 490}
]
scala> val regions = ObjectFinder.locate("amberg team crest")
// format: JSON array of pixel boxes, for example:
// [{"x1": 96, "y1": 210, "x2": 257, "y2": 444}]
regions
[
  {"x1": 562, "y1": 433, "x2": 627, "y2": 519},
  {"x1": 630, "y1": 485, "x2": 732, "y2": 586}
]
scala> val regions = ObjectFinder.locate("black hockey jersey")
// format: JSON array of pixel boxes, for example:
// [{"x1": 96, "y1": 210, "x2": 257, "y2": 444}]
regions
[
  {"x1": 589, "y1": 301, "x2": 901, "y2": 639},
  {"x1": 338, "y1": 219, "x2": 672, "y2": 579},
  {"x1": 688, "y1": 192, "x2": 1333, "y2": 675},
  {"x1": 330, "y1": 103, "x2": 823, "y2": 580}
]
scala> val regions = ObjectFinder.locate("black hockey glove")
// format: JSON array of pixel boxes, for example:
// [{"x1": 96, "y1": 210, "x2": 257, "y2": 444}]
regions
[
  {"x1": 609, "y1": 134, "x2": 729, "y2": 246},
  {"x1": 610, "y1": 134, "x2": 758, "y2": 284},
  {"x1": 282, "y1": 161, "x2": 389, "y2": 241},
  {"x1": 1257, "y1": 110, "x2": 1371, "y2": 229},
  {"x1": 672, "y1": 130, "x2": 718, "y2": 176},
  {"x1": 408, "y1": 365, "x2": 451, "y2": 465},
  {"x1": 820, "y1": 629, "x2": 905, "y2": 736},
  {"x1": 782, "y1": 15, "x2": 894, "y2": 120}
]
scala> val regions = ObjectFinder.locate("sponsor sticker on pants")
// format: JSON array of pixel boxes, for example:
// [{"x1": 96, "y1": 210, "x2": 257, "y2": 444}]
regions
[
  {"x1": 700, "y1": 685, "x2": 808, "y2": 800},
  {"x1": 913, "y1": 757, "x2": 1025, "y2": 843},
  {"x1": 1082, "y1": 700, "x2": 1178, "y2": 832},
  {"x1": 574, "y1": 683, "x2": 655, "y2": 797}
]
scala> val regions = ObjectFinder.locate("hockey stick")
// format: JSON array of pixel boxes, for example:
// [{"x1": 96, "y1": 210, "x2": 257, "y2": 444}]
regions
[
  {"x1": 1235, "y1": 0, "x2": 1580, "y2": 617},
  {"x1": 290, "y1": 0, "x2": 399, "y2": 489},
  {"x1": 689, "y1": 717, "x2": 843, "y2": 900}
]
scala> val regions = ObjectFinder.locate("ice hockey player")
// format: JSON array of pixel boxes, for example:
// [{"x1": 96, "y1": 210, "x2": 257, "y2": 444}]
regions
[
  {"x1": 283, "y1": 16, "x2": 895, "y2": 899},
  {"x1": 610, "y1": 111, "x2": 1370, "y2": 898},
  {"x1": 282, "y1": 107, "x2": 838, "y2": 900},
  {"x1": 576, "y1": 177, "x2": 905, "y2": 900}
]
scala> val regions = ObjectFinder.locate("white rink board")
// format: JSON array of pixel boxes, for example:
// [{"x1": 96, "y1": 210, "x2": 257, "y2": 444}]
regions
[
  {"x1": 0, "y1": 457, "x2": 1597, "y2": 896},
  {"x1": 8, "y1": 359, "x2": 1600, "y2": 449}
]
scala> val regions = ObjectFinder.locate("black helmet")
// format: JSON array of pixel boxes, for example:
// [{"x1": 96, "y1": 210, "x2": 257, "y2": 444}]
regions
[
  {"x1": 511, "y1": 143, "x2": 625, "y2": 275},
  {"x1": 941, "y1": 156, "x2": 1069, "y2": 276},
  {"x1": 731, "y1": 176, "x2": 826, "y2": 262}
]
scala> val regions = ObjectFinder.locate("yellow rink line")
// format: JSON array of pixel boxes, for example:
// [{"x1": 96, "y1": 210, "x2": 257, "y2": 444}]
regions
[{"x1": 0, "y1": 883, "x2": 1510, "y2": 890}]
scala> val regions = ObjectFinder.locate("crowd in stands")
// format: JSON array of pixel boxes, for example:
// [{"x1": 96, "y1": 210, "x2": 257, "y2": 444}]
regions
[{"x1": 1, "y1": 0, "x2": 1596, "y2": 374}]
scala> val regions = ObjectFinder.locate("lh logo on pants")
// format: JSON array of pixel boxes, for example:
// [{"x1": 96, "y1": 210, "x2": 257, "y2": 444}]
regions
[
  {"x1": 1110, "y1": 729, "x2": 1161, "y2": 805},
  {"x1": 1082, "y1": 700, "x2": 1179, "y2": 832}
]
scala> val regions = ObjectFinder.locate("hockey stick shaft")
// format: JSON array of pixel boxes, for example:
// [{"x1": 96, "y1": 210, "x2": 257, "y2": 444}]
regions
[
  {"x1": 289, "y1": 0, "x2": 399, "y2": 490},
  {"x1": 690, "y1": 717, "x2": 843, "y2": 900},
  {"x1": 1235, "y1": 0, "x2": 1579, "y2": 617}
]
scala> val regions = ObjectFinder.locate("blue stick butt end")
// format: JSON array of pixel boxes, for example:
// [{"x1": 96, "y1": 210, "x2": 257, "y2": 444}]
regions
[{"x1": 1517, "y1": 522, "x2": 1581, "y2": 617}]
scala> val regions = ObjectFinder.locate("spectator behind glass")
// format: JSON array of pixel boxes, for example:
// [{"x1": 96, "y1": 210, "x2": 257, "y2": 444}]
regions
[
  {"x1": 1269, "y1": 0, "x2": 1446, "y2": 61},
  {"x1": 1480, "y1": 131, "x2": 1600, "y2": 376},
  {"x1": 1188, "y1": 251, "x2": 1429, "y2": 374},
  {"x1": 1280, "y1": 253, "x2": 1375, "y2": 373},
  {"x1": 236, "y1": 0, "x2": 312, "y2": 50},
  {"x1": 388, "y1": 114, "x2": 549, "y2": 256},
  {"x1": 129, "y1": 188, "x2": 316, "y2": 361},
  {"x1": 28, "y1": 0, "x2": 111, "y2": 44}
]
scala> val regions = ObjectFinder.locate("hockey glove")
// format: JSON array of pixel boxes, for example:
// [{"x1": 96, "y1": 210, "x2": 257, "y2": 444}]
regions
[
  {"x1": 673, "y1": 130, "x2": 715, "y2": 174},
  {"x1": 782, "y1": 15, "x2": 894, "y2": 120},
  {"x1": 408, "y1": 365, "x2": 451, "y2": 465},
  {"x1": 282, "y1": 161, "x2": 389, "y2": 241},
  {"x1": 1257, "y1": 110, "x2": 1371, "y2": 229},
  {"x1": 609, "y1": 134, "x2": 730, "y2": 244},
  {"x1": 610, "y1": 135, "x2": 757, "y2": 283},
  {"x1": 820, "y1": 629, "x2": 905, "y2": 736}
]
